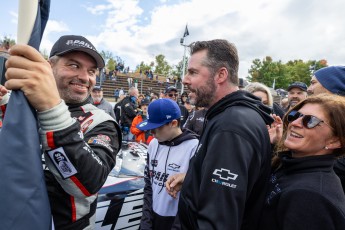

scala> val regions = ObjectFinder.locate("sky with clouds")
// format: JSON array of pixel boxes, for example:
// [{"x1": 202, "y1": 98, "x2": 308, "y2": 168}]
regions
[{"x1": 1, "y1": 0, "x2": 345, "y2": 78}]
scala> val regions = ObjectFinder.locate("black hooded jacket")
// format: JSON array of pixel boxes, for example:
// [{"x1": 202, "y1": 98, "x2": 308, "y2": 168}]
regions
[{"x1": 178, "y1": 90, "x2": 273, "y2": 230}]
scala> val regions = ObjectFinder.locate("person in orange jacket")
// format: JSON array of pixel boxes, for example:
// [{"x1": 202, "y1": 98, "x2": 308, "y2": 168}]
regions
[{"x1": 130, "y1": 98, "x2": 153, "y2": 144}]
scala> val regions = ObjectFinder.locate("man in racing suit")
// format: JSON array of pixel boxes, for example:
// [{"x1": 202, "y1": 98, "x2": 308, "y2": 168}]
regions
[{"x1": 2, "y1": 35, "x2": 121, "y2": 229}]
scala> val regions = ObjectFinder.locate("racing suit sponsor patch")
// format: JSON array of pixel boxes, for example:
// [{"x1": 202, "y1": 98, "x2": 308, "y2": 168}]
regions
[
  {"x1": 81, "y1": 119, "x2": 93, "y2": 133},
  {"x1": 47, "y1": 147, "x2": 78, "y2": 179},
  {"x1": 88, "y1": 136, "x2": 113, "y2": 152}
]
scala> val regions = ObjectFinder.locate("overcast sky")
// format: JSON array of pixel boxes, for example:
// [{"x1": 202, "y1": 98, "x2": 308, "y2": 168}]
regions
[{"x1": 1, "y1": 0, "x2": 344, "y2": 78}]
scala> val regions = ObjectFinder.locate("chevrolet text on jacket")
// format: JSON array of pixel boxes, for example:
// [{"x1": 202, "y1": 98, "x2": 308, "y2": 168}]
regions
[{"x1": 178, "y1": 90, "x2": 274, "y2": 230}]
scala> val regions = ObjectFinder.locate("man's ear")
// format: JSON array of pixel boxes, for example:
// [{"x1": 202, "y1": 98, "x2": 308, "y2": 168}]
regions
[{"x1": 215, "y1": 67, "x2": 228, "y2": 84}]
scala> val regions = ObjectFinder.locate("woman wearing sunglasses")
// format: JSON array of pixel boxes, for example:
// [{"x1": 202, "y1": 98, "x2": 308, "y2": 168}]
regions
[{"x1": 260, "y1": 94, "x2": 345, "y2": 230}]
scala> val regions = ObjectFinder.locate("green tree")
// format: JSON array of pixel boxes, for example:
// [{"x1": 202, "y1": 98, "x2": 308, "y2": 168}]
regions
[
  {"x1": 135, "y1": 61, "x2": 152, "y2": 73},
  {"x1": 0, "y1": 36, "x2": 16, "y2": 46},
  {"x1": 99, "y1": 50, "x2": 126, "y2": 71},
  {"x1": 248, "y1": 57, "x2": 328, "y2": 90},
  {"x1": 248, "y1": 56, "x2": 286, "y2": 89},
  {"x1": 154, "y1": 54, "x2": 172, "y2": 76},
  {"x1": 172, "y1": 57, "x2": 189, "y2": 79},
  {"x1": 107, "y1": 57, "x2": 116, "y2": 72}
]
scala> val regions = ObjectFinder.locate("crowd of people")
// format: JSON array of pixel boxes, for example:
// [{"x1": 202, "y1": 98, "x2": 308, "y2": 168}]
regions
[{"x1": 1, "y1": 34, "x2": 345, "y2": 230}]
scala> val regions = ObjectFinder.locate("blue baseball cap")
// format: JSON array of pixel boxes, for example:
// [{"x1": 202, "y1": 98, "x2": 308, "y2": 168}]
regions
[
  {"x1": 136, "y1": 98, "x2": 181, "y2": 131},
  {"x1": 314, "y1": 66, "x2": 345, "y2": 96}
]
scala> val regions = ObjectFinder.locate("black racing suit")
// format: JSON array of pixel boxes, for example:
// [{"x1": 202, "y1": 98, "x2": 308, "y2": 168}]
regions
[
  {"x1": 178, "y1": 90, "x2": 273, "y2": 230},
  {"x1": 40, "y1": 97, "x2": 121, "y2": 229}
]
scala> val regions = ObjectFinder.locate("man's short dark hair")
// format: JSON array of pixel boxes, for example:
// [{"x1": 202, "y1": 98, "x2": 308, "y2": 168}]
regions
[{"x1": 189, "y1": 39, "x2": 239, "y2": 85}]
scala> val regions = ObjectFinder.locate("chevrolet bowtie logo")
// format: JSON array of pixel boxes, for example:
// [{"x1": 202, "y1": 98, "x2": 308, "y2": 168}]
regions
[{"x1": 213, "y1": 168, "x2": 238, "y2": 181}]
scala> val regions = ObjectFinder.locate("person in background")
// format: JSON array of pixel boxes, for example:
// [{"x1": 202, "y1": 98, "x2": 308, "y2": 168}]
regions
[
  {"x1": 245, "y1": 82, "x2": 285, "y2": 118},
  {"x1": 179, "y1": 92, "x2": 188, "y2": 105},
  {"x1": 280, "y1": 97, "x2": 289, "y2": 111},
  {"x1": 91, "y1": 86, "x2": 116, "y2": 119},
  {"x1": 164, "y1": 86, "x2": 189, "y2": 128},
  {"x1": 119, "y1": 88, "x2": 125, "y2": 98},
  {"x1": 120, "y1": 87, "x2": 138, "y2": 141},
  {"x1": 259, "y1": 94, "x2": 345, "y2": 230},
  {"x1": 286, "y1": 82, "x2": 308, "y2": 111},
  {"x1": 114, "y1": 88, "x2": 119, "y2": 102},
  {"x1": 138, "y1": 94, "x2": 145, "y2": 107},
  {"x1": 130, "y1": 98, "x2": 153, "y2": 144},
  {"x1": 307, "y1": 66, "x2": 345, "y2": 96},
  {"x1": 238, "y1": 77, "x2": 248, "y2": 89}
]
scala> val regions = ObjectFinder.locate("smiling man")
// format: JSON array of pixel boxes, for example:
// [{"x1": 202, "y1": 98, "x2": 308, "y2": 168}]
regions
[
  {"x1": 286, "y1": 82, "x2": 308, "y2": 110},
  {"x1": 3, "y1": 35, "x2": 121, "y2": 229}
]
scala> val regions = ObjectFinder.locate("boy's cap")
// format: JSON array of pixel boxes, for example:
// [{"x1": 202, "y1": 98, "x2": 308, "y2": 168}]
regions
[
  {"x1": 50, "y1": 35, "x2": 105, "y2": 68},
  {"x1": 136, "y1": 98, "x2": 181, "y2": 131}
]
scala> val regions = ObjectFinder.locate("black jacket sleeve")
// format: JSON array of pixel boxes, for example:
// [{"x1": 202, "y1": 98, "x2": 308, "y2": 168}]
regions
[
  {"x1": 196, "y1": 131, "x2": 261, "y2": 229},
  {"x1": 140, "y1": 153, "x2": 153, "y2": 229}
]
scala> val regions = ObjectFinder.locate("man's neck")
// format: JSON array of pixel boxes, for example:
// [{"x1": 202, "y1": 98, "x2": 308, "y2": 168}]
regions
[{"x1": 207, "y1": 85, "x2": 239, "y2": 108}]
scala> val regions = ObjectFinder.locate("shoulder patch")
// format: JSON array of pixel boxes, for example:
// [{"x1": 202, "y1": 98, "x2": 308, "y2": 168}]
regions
[
  {"x1": 47, "y1": 147, "x2": 77, "y2": 179},
  {"x1": 88, "y1": 136, "x2": 114, "y2": 152}
]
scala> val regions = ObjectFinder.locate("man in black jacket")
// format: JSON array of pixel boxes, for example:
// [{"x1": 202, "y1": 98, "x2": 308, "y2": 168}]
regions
[
  {"x1": 4, "y1": 35, "x2": 121, "y2": 229},
  {"x1": 120, "y1": 86, "x2": 138, "y2": 140},
  {"x1": 178, "y1": 39, "x2": 273, "y2": 229}
]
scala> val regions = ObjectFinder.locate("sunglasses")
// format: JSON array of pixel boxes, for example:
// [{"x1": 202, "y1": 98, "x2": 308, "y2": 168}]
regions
[
  {"x1": 287, "y1": 110, "x2": 331, "y2": 129},
  {"x1": 168, "y1": 93, "x2": 178, "y2": 97}
]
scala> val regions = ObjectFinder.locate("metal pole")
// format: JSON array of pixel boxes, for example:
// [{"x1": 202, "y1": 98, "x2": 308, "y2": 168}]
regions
[{"x1": 181, "y1": 45, "x2": 187, "y2": 94}]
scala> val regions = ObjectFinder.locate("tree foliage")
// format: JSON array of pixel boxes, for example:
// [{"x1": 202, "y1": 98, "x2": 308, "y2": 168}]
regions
[
  {"x1": 171, "y1": 56, "x2": 189, "y2": 79},
  {"x1": 0, "y1": 36, "x2": 16, "y2": 47},
  {"x1": 135, "y1": 61, "x2": 152, "y2": 73},
  {"x1": 247, "y1": 56, "x2": 328, "y2": 89},
  {"x1": 154, "y1": 54, "x2": 172, "y2": 76},
  {"x1": 99, "y1": 50, "x2": 126, "y2": 71}
]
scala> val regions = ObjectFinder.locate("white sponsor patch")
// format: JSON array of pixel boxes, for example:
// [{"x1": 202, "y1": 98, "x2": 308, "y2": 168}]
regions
[{"x1": 48, "y1": 147, "x2": 77, "y2": 179}]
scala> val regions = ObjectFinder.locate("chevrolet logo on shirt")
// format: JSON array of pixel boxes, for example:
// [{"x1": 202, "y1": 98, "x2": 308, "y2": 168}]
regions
[{"x1": 213, "y1": 168, "x2": 238, "y2": 181}]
